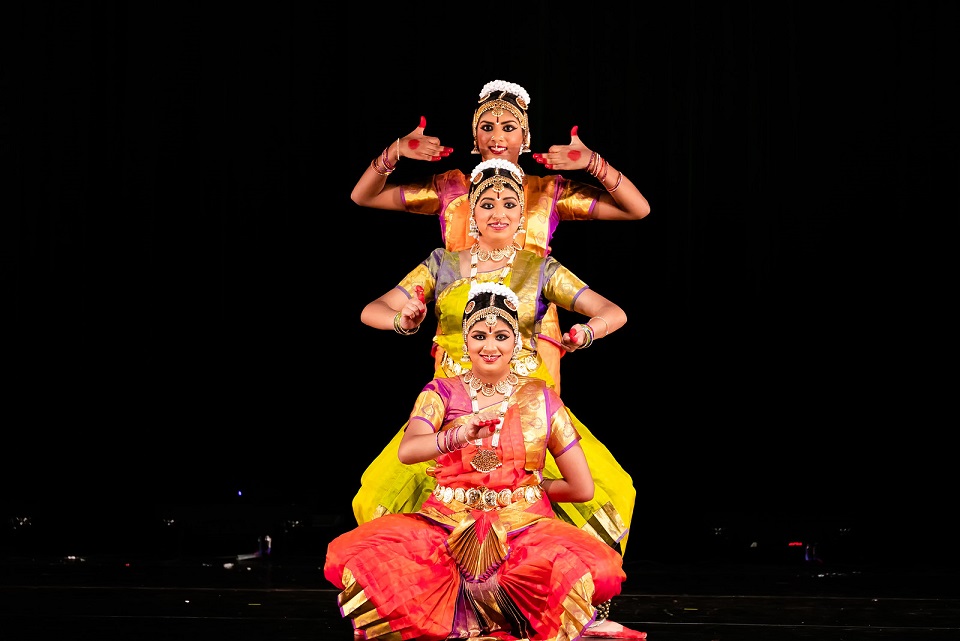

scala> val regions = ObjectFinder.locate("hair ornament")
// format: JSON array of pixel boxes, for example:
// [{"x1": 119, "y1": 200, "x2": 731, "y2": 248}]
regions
[
  {"x1": 478, "y1": 80, "x2": 531, "y2": 109},
  {"x1": 468, "y1": 159, "x2": 525, "y2": 227},
  {"x1": 463, "y1": 282, "x2": 522, "y2": 358},
  {"x1": 472, "y1": 80, "x2": 532, "y2": 155},
  {"x1": 470, "y1": 158, "x2": 524, "y2": 184},
  {"x1": 468, "y1": 282, "x2": 520, "y2": 310}
]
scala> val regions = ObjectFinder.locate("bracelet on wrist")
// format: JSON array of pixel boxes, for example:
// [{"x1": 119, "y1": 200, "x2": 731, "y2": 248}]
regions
[
  {"x1": 576, "y1": 323, "x2": 595, "y2": 349},
  {"x1": 588, "y1": 315, "x2": 610, "y2": 337},
  {"x1": 381, "y1": 146, "x2": 396, "y2": 172},
  {"x1": 607, "y1": 171, "x2": 623, "y2": 193},
  {"x1": 393, "y1": 312, "x2": 419, "y2": 335}
]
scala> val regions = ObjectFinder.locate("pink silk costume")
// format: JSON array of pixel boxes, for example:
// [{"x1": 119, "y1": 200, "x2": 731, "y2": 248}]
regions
[
  {"x1": 401, "y1": 169, "x2": 600, "y2": 394},
  {"x1": 352, "y1": 247, "x2": 636, "y2": 558},
  {"x1": 326, "y1": 376, "x2": 626, "y2": 641}
]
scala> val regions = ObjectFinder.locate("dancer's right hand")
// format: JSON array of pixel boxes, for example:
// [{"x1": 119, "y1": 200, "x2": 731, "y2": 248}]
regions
[{"x1": 399, "y1": 116, "x2": 453, "y2": 162}]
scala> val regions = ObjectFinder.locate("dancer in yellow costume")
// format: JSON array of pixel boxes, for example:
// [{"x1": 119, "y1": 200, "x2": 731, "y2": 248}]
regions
[
  {"x1": 353, "y1": 79, "x2": 651, "y2": 393},
  {"x1": 360, "y1": 158, "x2": 632, "y2": 563},
  {"x1": 353, "y1": 81, "x2": 651, "y2": 639}
]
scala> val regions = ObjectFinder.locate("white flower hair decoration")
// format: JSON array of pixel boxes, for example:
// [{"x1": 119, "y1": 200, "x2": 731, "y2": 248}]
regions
[
  {"x1": 470, "y1": 158, "x2": 524, "y2": 183},
  {"x1": 463, "y1": 282, "x2": 522, "y2": 359},
  {"x1": 478, "y1": 80, "x2": 531, "y2": 108},
  {"x1": 468, "y1": 281, "x2": 520, "y2": 310},
  {"x1": 468, "y1": 159, "x2": 526, "y2": 240},
  {"x1": 472, "y1": 80, "x2": 532, "y2": 155}
]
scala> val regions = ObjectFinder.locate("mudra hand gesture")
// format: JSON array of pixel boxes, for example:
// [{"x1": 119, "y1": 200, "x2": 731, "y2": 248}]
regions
[
  {"x1": 532, "y1": 125, "x2": 593, "y2": 171},
  {"x1": 561, "y1": 323, "x2": 594, "y2": 352},
  {"x1": 399, "y1": 116, "x2": 453, "y2": 162},
  {"x1": 462, "y1": 417, "x2": 501, "y2": 442},
  {"x1": 394, "y1": 285, "x2": 427, "y2": 333}
]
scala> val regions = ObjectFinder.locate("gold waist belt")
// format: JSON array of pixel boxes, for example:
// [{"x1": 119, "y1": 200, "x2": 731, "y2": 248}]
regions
[
  {"x1": 440, "y1": 351, "x2": 541, "y2": 377},
  {"x1": 433, "y1": 483, "x2": 543, "y2": 512}
]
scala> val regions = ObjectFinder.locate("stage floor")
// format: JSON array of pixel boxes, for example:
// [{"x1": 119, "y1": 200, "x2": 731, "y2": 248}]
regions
[{"x1": 2, "y1": 551, "x2": 958, "y2": 641}]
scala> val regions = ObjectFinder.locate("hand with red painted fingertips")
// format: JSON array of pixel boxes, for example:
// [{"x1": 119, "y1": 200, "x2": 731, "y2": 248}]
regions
[
  {"x1": 399, "y1": 116, "x2": 453, "y2": 163},
  {"x1": 560, "y1": 324, "x2": 587, "y2": 352},
  {"x1": 533, "y1": 124, "x2": 592, "y2": 172},
  {"x1": 396, "y1": 287, "x2": 428, "y2": 333},
  {"x1": 466, "y1": 416, "x2": 501, "y2": 441}
]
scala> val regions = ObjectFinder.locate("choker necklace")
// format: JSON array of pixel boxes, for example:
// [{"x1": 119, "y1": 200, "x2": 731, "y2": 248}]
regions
[
  {"x1": 469, "y1": 243, "x2": 517, "y2": 288},
  {"x1": 463, "y1": 372, "x2": 517, "y2": 473},
  {"x1": 470, "y1": 242, "x2": 519, "y2": 263},
  {"x1": 462, "y1": 370, "x2": 519, "y2": 397}
]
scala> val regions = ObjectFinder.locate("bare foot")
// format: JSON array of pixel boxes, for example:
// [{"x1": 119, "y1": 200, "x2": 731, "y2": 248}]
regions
[{"x1": 584, "y1": 618, "x2": 648, "y2": 639}]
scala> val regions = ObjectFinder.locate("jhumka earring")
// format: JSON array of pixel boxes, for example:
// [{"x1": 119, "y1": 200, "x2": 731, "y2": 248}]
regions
[
  {"x1": 520, "y1": 129, "x2": 531, "y2": 154},
  {"x1": 510, "y1": 337, "x2": 522, "y2": 364},
  {"x1": 469, "y1": 212, "x2": 480, "y2": 239},
  {"x1": 513, "y1": 215, "x2": 526, "y2": 239}
]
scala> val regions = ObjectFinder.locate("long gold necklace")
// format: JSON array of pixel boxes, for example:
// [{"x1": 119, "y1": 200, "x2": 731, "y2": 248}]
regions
[
  {"x1": 464, "y1": 373, "x2": 515, "y2": 473},
  {"x1": 470, "y1": 242, "x2": 518, "y2": 263}
]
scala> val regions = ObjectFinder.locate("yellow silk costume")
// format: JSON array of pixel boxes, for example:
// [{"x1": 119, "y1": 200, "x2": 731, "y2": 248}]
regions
[
  {"x1": 354, "y1": 247, "x2": 635, "y2": 556},
  {"x1": 402, "y1": 170, "x2": 600, "y2": 394}
]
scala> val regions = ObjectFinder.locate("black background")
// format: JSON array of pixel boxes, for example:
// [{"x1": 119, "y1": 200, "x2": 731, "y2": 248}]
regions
[{"x1": 6, "y1": 2, "x2": 957, "y2": 563}]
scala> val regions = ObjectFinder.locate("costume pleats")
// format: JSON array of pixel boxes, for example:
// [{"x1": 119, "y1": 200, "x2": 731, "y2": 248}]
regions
[{"x1": 325, "y1": 510, "x2": 624, "y2": 640}]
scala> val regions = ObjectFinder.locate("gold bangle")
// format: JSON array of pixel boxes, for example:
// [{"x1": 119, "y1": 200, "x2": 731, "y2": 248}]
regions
[
  {"x1": 396, "y1": 137, "x2": 401, "y2": 164},
  {"x1": 393, "y1": 312, "x2": 419, "y2": 335},
  {"x1": 589, "y1": 316, "x2": 609, "y2": 337}
]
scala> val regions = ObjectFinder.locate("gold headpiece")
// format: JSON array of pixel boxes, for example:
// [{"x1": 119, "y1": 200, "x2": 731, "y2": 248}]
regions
[
  {"x1": 468, "y1": 159, "x2": 525, "y2": 222},
  {"x1": 471, "y1": 80, "x2": 532, "y2": 155},
  {"x1": 462, "y1": 283, "x2": 522, "y2": 360}
]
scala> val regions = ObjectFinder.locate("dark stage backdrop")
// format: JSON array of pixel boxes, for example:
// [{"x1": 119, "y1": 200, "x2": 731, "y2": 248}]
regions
[{"x1": 6, "y1": 2, "x2": 957, "y2": 563}]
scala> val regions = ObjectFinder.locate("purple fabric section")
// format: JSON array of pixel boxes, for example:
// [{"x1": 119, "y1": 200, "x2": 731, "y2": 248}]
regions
[
  {"x1": 434, "y1": 172, "x2": 469, "y2": 246},
  {"x1": 409, "y1": 415, "x2": 434, "y2": 432},
  {"x1": 571, "y1": 285, "x2": 590, "y2": 307},
  {"x1": 555, "y1": 438, "x2": 579, "y2": 458},
  {"x1": 421, "y1": 377, "x2": 472, "y2": 424},
  {"x1": 549, "y1": 176, "x2": 564, "y2": 244}
]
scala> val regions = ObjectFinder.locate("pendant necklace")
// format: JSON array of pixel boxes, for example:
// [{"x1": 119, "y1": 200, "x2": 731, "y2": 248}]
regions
[
  {"x1": 470, "y1": 242, "x2": 518, "y2": 263},
  {"x1": 462, "y1": 370, "x2": 518, "y2": 397},
  {"x1": 469, "y1": 242, "x2": 518, "y2": 287},
  {"x1": 464, "y1": 373, "x2": 516, "y2": 473}
]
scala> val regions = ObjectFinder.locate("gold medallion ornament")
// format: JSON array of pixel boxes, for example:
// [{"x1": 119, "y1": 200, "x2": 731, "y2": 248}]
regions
[
  {"x1": 464, "y1": 372, "x2": 515, "y2": 473},
  {"x1": 470, "y1": 449, "x2": 502, "y2": 475}
]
